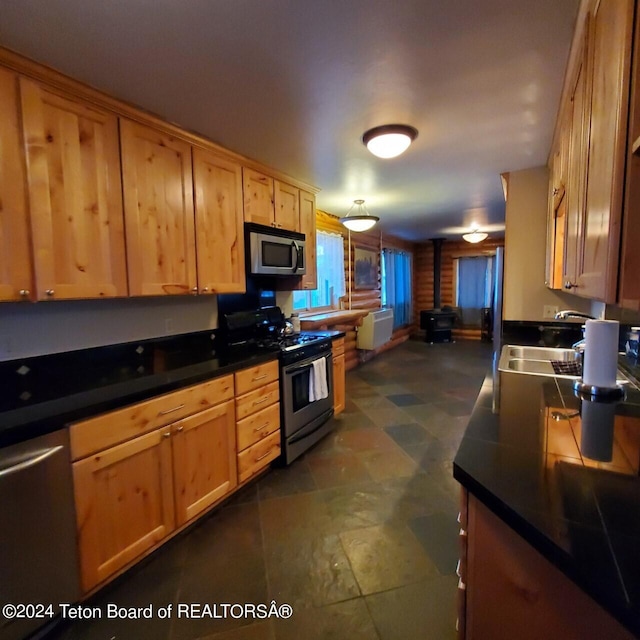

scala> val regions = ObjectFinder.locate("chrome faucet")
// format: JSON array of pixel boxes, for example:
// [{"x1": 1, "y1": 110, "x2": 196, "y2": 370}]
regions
[{"x1": 554, "y1": 310, "x2": 595, "y2": 320}]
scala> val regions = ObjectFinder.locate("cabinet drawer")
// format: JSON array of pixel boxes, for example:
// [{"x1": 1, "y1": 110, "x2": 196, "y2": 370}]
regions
[
  {"x1": 237, "y1": 430, "x2": 281, "y2": 483},
  {"x1": 332, "y1": 337, "x2": 345, "y2": 356},
  {"x1": 70, "y1": 375, "x2": 234, "y2": 460},
  {"x1": 237, "y1": 402, "x2": 280, "y2": 452},
  {"x1": 235, "y1": 381, "x2": 280, "y2": 420},
  {"x1": 235, "y1": 360, "x2": 279, "y2": 396}
]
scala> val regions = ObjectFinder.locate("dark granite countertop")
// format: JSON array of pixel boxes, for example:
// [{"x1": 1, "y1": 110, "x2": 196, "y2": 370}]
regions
[
  {"x1": 454, "y1": 365, "x2": 640, "y2": 636},
  {"x1": 0, "y1": 330, "x2": 279, "y2": 449}
]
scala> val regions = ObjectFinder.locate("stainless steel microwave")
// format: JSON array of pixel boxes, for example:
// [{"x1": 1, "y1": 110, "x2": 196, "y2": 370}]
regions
[{"x1": 247, "y1": 223, "x2": 306, "y2": 276}]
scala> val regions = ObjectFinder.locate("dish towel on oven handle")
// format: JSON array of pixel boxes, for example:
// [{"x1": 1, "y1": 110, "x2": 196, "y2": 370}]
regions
[{"x1": 309, "y1": 356, "x2": 329, "y2": 402}]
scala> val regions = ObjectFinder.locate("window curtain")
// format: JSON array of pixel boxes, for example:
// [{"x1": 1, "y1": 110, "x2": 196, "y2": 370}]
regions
[
  {"x1": 382, "y1": 248, "x2": 412, "y2": 330},
  {"x1": 456, "y1": 256, "x2": 492, "y2": 327},
  {"x1": 293, "y1": 230, "x2": 345, "y2": 310}
]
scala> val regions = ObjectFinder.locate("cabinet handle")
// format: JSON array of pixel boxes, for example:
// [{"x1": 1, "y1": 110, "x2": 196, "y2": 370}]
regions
[
  {"x1": 192, "y1": 286, "x2": 198, "y2": 293},
  {"x1": 202, "y1": 287, "x2": 209, "y2": 293},
  {"x1": 45, "y1": 289, "x2": 55, "y2": 296},
  {"x1": 176, "y1": 426, "x2": 184, "y2": 432},
  {"x1": 254, "y1": 422, "x2": 270, "y2": 432},
  {"x1": 252, "y1": 374, "x2": 268, "y2": 381},
  {"x1": 256, "y1": 450, "x2": 272, "y2": 461},
  {"x1": 552, "y1": 187, "x2": 560, "y2": 195},
  {"x1": 163, "y1": 432, "x2": 171, "y2": 439},
  {"x1": 158, "y1": 403, "x2": 185, "y2": 416},
  {"x1": 19, "y1": 289, "x2": 30, "y2": 297},
  {"x1": 564, "y1": 281, "x2": 577, "y2": 290},
  {"x1": 253, "y1": 397, "x2": 269, "y2": 406}
]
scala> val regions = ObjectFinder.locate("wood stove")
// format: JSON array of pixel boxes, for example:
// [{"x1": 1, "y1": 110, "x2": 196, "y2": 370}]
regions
[{"x1": 420, "y1": 309, "x2": 458, "y2": 343}]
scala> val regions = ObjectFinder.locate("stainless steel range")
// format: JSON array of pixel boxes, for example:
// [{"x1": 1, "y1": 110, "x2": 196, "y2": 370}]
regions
[{"x1": 218, "y1": 307, "x2": 334, "y2": 464}]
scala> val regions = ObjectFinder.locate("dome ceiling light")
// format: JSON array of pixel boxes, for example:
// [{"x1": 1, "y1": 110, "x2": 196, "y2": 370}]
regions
[
  {"x1": 340, "y1": 199, "x2": 379, "y2": 232},
  {"x1": 362, "y1": 124, "x2": 418, "y2": 159},
  {"x1": 462, "y1": 229, "x2": 489, "y2": 244}
]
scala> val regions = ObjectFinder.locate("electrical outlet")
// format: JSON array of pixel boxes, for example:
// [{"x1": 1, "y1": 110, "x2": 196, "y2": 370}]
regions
[
  {"x1": 165, "y1": 318, "x2": 174, "y2": 333},
  {"x1": 543, "y1": 305, "x2": 559, "y2": 319}
]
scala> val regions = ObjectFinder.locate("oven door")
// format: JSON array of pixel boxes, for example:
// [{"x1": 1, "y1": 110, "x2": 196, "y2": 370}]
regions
[{"x1": 281, "y1": 351, "x2": 333, "y2": 437}]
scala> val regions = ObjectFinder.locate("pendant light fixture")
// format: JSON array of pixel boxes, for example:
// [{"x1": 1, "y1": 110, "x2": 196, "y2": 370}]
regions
[
  {"x1": 340, "y1": 199, "x2": 379, "y2": 232},
  {"x1": 362, "y1": 124, "x2": 418, "y2": 159},
  {"x1": 462, "y1": 229, "x2": 488, "y2": 244}
]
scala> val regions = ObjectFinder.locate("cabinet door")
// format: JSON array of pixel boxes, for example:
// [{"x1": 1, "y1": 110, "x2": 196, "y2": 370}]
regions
[
  {"x1": 120, "y1": 119, "x2": 196, "y2": 296},
  {"x1": 0, "y1": 69, "x2": 32, "y2": 301},
  {"x1": 20, "y1": 79, "x2": 127, "y2": 300},
  {"x1": 172, "y1": 400, "x2": 237, "y2": 526},
  {"x1": 563, "y1": 32, "x2": 590, "y2": 293},
  {"x1": 299, "y1": 189, "x2": 318, "y2": 290},
  {"x1": 274, "y1": 180, "x2": 299, "y2": 231},
  {"x1": 333, "y1": 353, "x2": 346, "y2": 415},
  {"x1": 243, "y1": 167, "x2": 274, "y2": 226},
  {"x1": 193, "y1": 149, "x2": 245, "y2": 294},
  {"x1": 73, "y1": 429, "x2": 175, "y2": 592},
  {"x1": 579, "y1": 0, "x2": 634, "y2": 301}
]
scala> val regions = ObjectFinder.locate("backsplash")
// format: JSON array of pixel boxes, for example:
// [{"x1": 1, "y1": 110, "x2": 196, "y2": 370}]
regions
[{"x1": 0, "y1": 297, "x2": 219, "y2": 361}]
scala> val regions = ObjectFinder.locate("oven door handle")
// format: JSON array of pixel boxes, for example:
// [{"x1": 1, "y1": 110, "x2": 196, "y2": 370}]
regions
[
  {"x1": 284, "y1": 353, "x2": 330, "y2": 374},
  {"x1": 291, "y1": 241, "x2": 300, "y2": 273}
]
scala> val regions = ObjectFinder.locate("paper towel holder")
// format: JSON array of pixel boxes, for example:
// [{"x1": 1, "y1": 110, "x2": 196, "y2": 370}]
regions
[{"x1": 573, "y1": 379, "x2": 626, "y2": 401}]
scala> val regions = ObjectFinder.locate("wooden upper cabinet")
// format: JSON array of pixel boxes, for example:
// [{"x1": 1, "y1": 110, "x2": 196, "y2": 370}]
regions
[
  {"x1": 0, "y1": 69, "x2": 32, "y2": 301},
  {"x1": 243, "y1": 167, "x2": 275, "y2": 227},
  {"x1": 298, "y1": 189, "x2": 317, "y2": 290},
  {"x1": 274, "y1": 180, "x2": 300, "y2": 231},
  {"x1": 563, "y1": 31, "x2": 590, "y2": 294},
  {"x1": 193, "y1": 149, "x2": 245, "y2": 294},
  {"x1": 578, "y1": 0, "x2": 634, "y2": 301},
  {"x1": 20, "y1": 78, "x2": 127, "y2": 300},
  {"x1": 120, "y1": 119, "x2": 196, "y2": 296},
  {"x1": 171, "y1": 400, "x2": 237, "y2": 526}
]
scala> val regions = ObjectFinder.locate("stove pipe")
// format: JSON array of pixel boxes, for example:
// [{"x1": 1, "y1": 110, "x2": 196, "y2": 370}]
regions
[{"x1": 431, "y1": 238, "x2": 443, "y2": 309}]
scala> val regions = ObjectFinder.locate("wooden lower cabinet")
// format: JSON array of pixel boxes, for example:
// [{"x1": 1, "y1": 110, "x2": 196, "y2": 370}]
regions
[
  {"x1": 333, "y1": 338, "x2": 345, "y2": 415},
  {"x1": 72, "y1": 429, "x2": 175, "y2": 592},
  {"x1": 462, "y1": 492, "x2": 633, "y2": 640},
  {"x1": 234, "y1": 362, "x2": 281, "y2": 483},
  {"x1": 172, "y1": 400, "x2": 237, "y2": 526},
  {"x1": 72, "y1": 380, "x2": 238, "y2": 593}
]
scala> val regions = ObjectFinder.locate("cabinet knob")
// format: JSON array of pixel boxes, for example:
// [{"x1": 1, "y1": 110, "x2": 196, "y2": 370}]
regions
[
  {"x1": 191, "y1": 286, "x2": 198, "y2": 293},
  {"x1": 564, "y1": 281, "x2": 577, "y2": 290},
  {"x1": 45, "y1": 289, "x2": 55, "y2": 297},
  {"x1": 552, "y1": 187, "x2": 560, "y2": 196},
  {"x1": 202, "y1": 287, "x2": 209, "y2": 293},
  {"x1": 19, "y1": 289, "x2": 30, "y2": 297},
  {"x1": 163, "y1": 432, "x2": 171, "y2": 438},
  {"x1": 176, "y1": 426, "x2": 184, "y2": 433}
]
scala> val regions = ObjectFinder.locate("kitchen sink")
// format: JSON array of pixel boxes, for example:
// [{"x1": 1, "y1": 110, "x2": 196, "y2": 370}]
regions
[
  {"x1": 498, "y1": 345, "x2": 582, "y2": 379},
  {"x1": 505, "y1": 346, "x2": 581, "y2": 362}
]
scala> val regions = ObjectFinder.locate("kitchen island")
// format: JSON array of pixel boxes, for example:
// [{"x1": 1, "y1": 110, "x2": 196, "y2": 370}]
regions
[{"x1": 454, "y1": 365, "x2": 640, "y2": 639}]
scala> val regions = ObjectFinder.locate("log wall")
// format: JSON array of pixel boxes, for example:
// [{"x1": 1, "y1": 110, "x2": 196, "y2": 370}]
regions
[
  {"x1": 314, "y1": 210, "x2": 417, "y2": 367},
  {"x1": 414, "y1": 238, "x2": 505, "y2": 341}
]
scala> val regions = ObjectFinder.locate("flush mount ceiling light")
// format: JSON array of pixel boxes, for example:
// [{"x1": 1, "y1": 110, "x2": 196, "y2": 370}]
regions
[
  {"x1": 462, "y1": 229, "x2": 489, "y2": 244},
  {"x1": 340, "y1": 199, "x2": 379, "y2": 232},
  {"x1": 362, "y1": 124, "x2": 418, "y2": 159}
]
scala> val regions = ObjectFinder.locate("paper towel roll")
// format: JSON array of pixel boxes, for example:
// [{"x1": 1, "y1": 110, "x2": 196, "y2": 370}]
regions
[
  {"x1": 582, "y1": 319, "x2": 619, "y2": 388},
  {"x1": 580, "y1": 399, "x2": 615, "y2": 462}
]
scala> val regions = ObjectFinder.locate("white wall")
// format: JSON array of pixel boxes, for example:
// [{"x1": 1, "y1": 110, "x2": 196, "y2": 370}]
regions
[
  {"x1": 0, "y1": 296, "x2": 218, "y2": 361},
  {"x1": 503, "y1": 166, "x2": 594, "y2": 322}
]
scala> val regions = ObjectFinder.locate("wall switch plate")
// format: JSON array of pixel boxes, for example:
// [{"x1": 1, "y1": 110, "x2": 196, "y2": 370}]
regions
[{"x1": 543, "y1": 305, "x2": 559, "y2": 319}]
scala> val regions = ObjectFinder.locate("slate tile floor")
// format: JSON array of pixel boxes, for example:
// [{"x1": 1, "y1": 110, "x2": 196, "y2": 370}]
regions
[{"x1": 48, "y1": 339, "x2": 491, "y2": 640}]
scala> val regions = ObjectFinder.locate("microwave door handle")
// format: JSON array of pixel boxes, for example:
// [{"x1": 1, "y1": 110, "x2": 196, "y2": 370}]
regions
[{"x1": 292, "y1": 240, "x2": 300, "y2": 273}]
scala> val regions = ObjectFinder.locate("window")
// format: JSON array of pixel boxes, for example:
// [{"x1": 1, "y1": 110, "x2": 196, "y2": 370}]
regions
[
  {"x1": 381, "y1": 248, "x2": 413, "y2": 330},
  {"x1": 293, "y1": 230, "x2": 345, "y2": 311},
  {"x1": 454, "y1": 256, "x2": 494, "y2": 327}
]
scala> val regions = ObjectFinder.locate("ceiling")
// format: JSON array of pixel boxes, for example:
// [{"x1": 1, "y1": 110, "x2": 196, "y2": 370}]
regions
[{"x1": 0, "y1": 0, "x2": 580, "y2": 242}]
